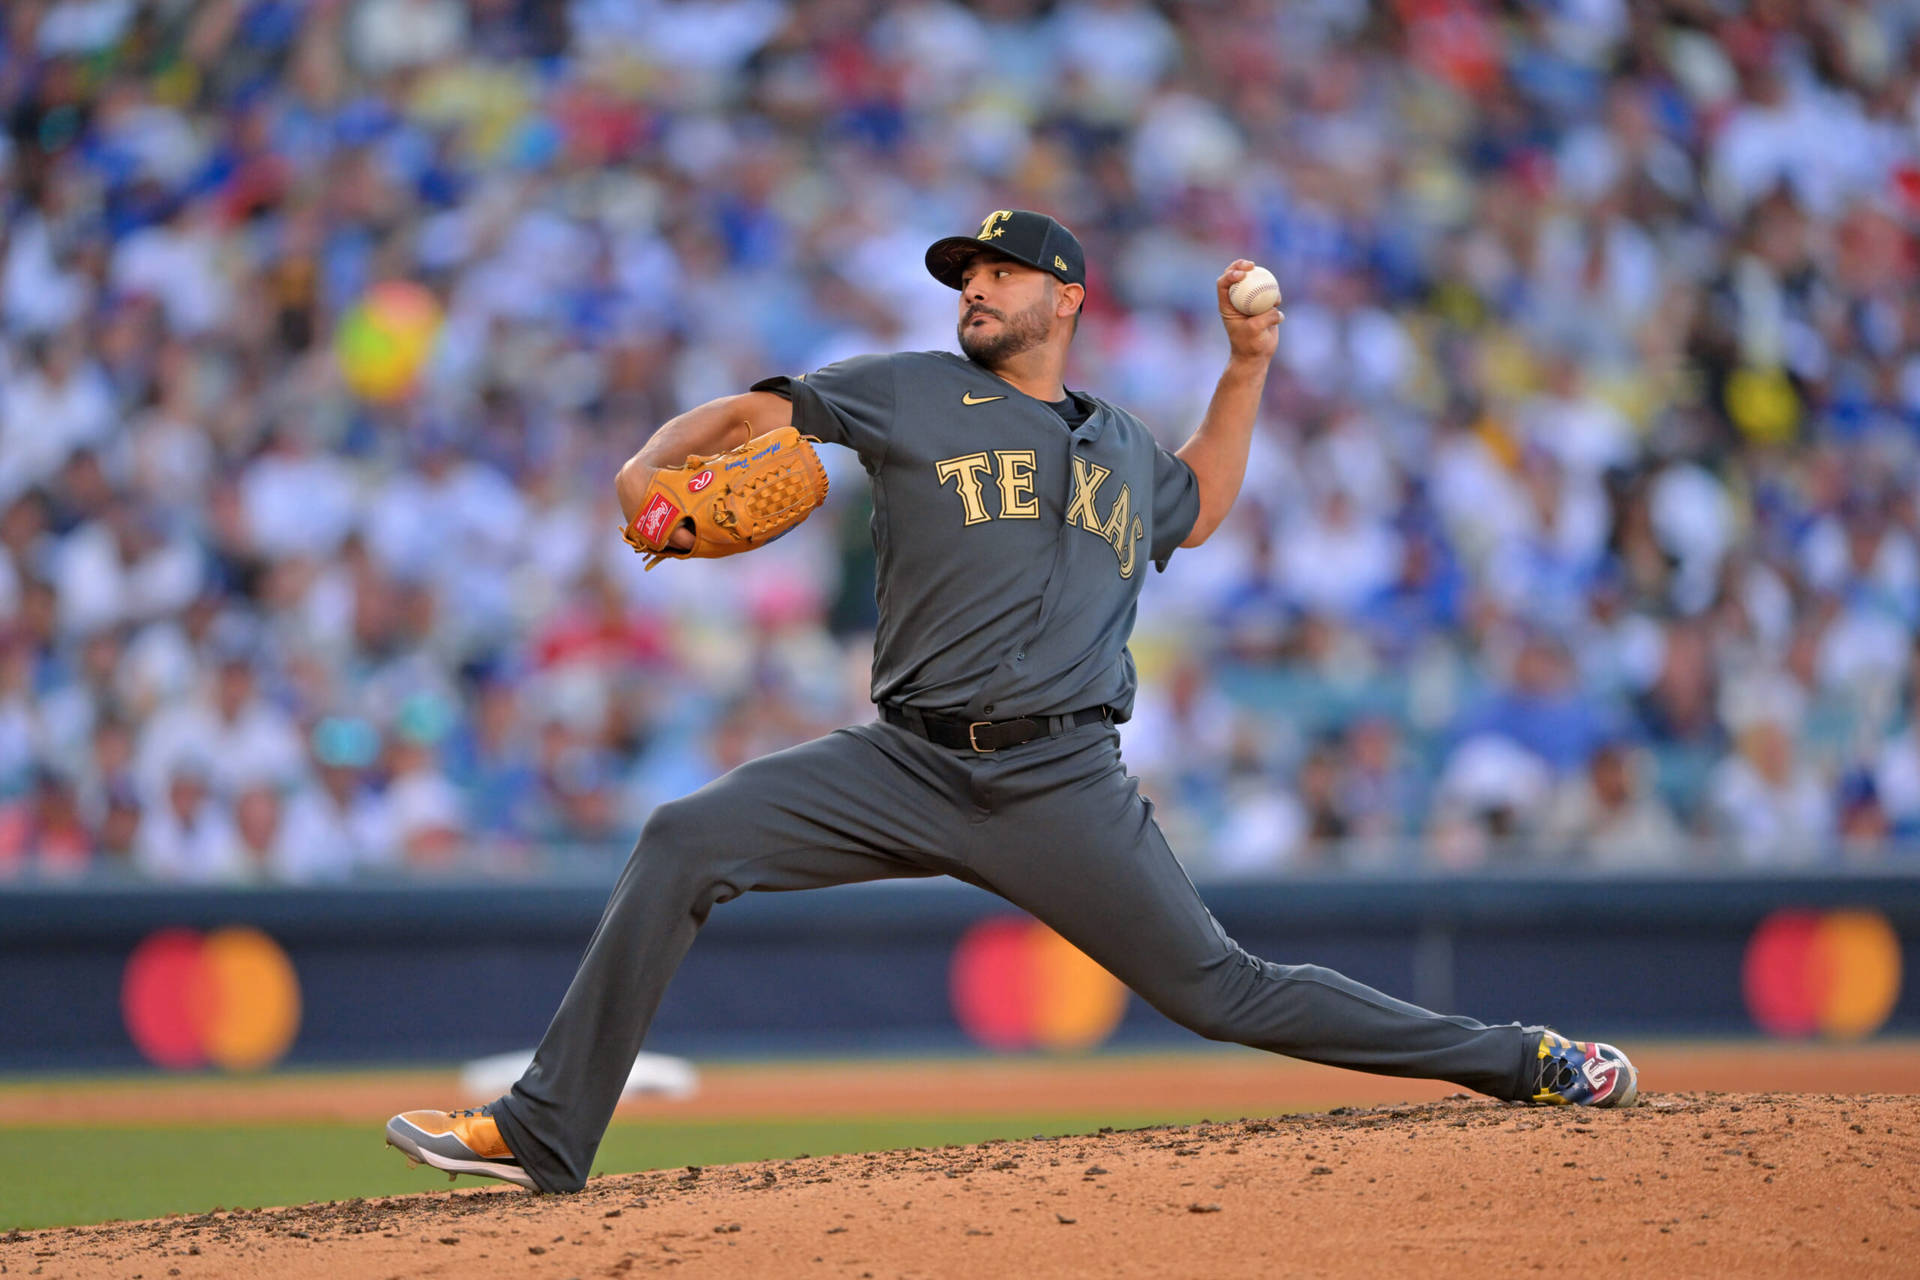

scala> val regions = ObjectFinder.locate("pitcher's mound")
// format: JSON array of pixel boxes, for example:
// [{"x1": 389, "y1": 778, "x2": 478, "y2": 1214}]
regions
[{"x1": 9, "y1": 1092, "x2": 1915, "y2": 1278}]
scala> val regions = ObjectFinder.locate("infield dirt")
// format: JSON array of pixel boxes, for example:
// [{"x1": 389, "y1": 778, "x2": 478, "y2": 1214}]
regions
[{"x1": 6, "y1": 1091, "x2": 1916, "y2": 1278}]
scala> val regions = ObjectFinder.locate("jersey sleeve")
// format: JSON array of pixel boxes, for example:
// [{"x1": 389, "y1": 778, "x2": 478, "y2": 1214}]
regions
[
  {"x1": 749, "y1": 353, "x2": 897, "y2": 468},
  {"x1": 1149, "y1": 445, "x2": 1200, "y2": 571}
]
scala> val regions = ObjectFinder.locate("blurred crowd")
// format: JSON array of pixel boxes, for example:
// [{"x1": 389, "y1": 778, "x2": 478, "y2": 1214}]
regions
[{"x1": 3, "y1": 0, "x2": 1920, "y2": 885}]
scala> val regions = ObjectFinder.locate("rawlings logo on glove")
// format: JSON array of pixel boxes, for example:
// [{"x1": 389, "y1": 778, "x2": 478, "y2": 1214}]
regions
[{"x1": 621, "y1": 425, "x2": 829, "y2": 570}]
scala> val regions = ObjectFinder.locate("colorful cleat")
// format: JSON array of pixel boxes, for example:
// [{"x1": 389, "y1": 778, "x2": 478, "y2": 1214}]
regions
[
  {"x1": 1529, "y1": 1031, "x2": 1639, "y2": 1107},
  {"x1": 385, "y1": 1106, "x2": 537, "y2": 1189}
]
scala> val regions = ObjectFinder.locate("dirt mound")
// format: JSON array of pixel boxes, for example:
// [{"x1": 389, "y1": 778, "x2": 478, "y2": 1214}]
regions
[{"x1": 7, "y1": 1093, "x2": 1915, "y2": 1278}]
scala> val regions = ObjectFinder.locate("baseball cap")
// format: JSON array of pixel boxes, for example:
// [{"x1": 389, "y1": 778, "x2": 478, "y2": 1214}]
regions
[{"x1": 925, "y1": 210, "x2": 1086, "y2": 291}]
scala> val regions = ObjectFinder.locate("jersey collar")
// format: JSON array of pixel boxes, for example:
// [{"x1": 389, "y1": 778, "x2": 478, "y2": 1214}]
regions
[{"x1": 1061, "y1": 390, "x2": 1110, "y2": 442}]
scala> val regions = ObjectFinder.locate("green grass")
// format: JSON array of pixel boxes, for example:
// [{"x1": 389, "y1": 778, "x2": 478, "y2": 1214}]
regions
[{"x1": 0, "y1": 1110, "x2": 1217, "y2": 1230}]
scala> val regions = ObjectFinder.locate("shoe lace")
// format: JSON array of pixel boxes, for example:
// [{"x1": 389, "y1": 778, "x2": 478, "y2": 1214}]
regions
[
  {"x1": 448, "y1": 1106, "x2": 489, "y2": 1119},
  {"x1": 1535, "y1": 1050, "x2": 1579, "y2": 1096}
]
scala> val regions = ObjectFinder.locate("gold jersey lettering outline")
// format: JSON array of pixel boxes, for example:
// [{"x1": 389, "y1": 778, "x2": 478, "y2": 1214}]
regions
[
  {"x1": 994, "y1": 450, "x2": 1039, "y2": 519},
  {"x1": 1066, "y1": 457, "x2": 1111, "y2": 531},
  {"x1": 1066, "y1": 456, "x2": 1143, "y2": 577},
  {"x1": 934, "y1": 452, "x2": 994, "y2": 525},
  {"x1": 935, "y1": 449, "x2": 1144, "y2": 574}
]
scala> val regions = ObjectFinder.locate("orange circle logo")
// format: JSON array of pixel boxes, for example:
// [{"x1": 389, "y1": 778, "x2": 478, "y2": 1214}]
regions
[
  {"x1": 1742, "y1": 910, "x2": 1902, "y2": 1039},
  {"x1": 121, "y1": 927, "x2": 303, "y2": 1070},
  {"x1": 949, "y1": 918, "x2": 1127, "y2": 1051}
]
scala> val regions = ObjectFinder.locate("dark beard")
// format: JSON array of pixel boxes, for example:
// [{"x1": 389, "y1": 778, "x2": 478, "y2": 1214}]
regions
[{"x1": 958, "y1": 297, "x2": 1052, "y2": 367}]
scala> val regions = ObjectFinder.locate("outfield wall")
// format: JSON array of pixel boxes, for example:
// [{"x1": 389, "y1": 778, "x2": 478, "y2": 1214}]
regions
[{"x1": 1, "y1": 874, "x2": 1916, "y2": 1072}]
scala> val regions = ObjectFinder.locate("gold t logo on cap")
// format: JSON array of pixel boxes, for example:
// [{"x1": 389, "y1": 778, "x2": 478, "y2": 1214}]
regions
[{"x1": 978, "y1": 210, "x2": 1013, "y2": 240}]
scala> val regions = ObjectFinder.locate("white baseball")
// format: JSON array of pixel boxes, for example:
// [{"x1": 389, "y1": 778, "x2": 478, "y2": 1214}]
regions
[{"x1": 1227, "y1": 265, "x2": 1282, "y2": 316}]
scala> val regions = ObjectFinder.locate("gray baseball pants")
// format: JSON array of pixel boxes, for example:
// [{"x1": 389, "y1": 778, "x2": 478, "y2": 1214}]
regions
[{"x1": 492, "y1": 720, "x2": 1535, "y2": 1192}]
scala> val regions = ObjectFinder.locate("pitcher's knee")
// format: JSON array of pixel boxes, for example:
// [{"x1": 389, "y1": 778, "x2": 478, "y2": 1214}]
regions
[
  {"x1": 637, "y1": 796, "x2": 697, "y2": 852},
  {"x1": 631, "y1": 797, "x2": 732, "y2": 886}
]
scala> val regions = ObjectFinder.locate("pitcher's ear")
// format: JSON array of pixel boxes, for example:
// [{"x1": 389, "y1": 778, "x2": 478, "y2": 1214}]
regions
[{"x1": 1057, "y1": 281, "x2": 1085, "y2": 320}]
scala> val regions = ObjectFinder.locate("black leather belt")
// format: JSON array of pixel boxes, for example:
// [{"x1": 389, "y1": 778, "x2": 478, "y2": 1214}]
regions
[{"x1": 882, "y1": 703, "x2": 1112, "y2": 753}]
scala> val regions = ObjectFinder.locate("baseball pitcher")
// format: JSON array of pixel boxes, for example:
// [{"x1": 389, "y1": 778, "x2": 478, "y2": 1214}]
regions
[{"x1": 386, "y1": 210, "x2": 1637, "y2": 1193}]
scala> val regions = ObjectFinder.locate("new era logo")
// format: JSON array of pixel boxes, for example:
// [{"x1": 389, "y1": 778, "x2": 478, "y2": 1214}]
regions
[{"x1": 638, "y1": 493, "x2": 681, "y2": 543}]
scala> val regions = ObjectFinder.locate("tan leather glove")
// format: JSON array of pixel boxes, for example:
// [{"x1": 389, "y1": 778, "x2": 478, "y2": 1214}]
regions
[{"x1": 620, "y1": 425, "x2": 830, "y2": 570}]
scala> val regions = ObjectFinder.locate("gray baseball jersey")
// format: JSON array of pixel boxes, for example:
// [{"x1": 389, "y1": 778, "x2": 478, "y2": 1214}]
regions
[
  {"x1": 489, "y1": 350, "x2": 1537, "y2": 1194},
  {"x1": 753, "y1": 350, "x2": 1198, "y2": 721}
]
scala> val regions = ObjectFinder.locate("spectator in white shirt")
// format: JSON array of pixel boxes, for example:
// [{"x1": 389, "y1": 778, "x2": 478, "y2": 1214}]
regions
[
  {"x1": 1279, "y1": 487, "x2": 1401, "y2": 618},
  {"x1": 134, "y1": 629, "x2": 304, "y2": 806},
  {"x1": 239, "y1": 425, "x2": 361, "y2": 562},
  {"x1": 107, "y1": 198, "x2": 233, "y2": 336},
  {"x1": 1706, "y1": 676, "x2": 1834, "y2": 866},
  {"x1": 1875, "y1": 662, "x2": 1920, "y2": 841},
  {"x1": 349, "y1": 0, "x2": 470, "y2": 75},
  {"x1": 384, "y1": 695, "x2": 467, "y2": 867},
  {"x1": 280, "y1": 716, "x2": 398, "y2": 879},
  {"x1": 0, "y1": 333, "x2": 115, "y2": 503},
  {"x1": 52, "y1": 503, "x2": 203, "y2": 638},
  {"x1": 133, "y1": 757, "x2": 240, "y2": 882},
  {"x1": 231, "y1": 781, "x2": 295, "y2": 884},
  {"x1": 1541, "y1": 739, "x2": 1686, "y2": 869}
]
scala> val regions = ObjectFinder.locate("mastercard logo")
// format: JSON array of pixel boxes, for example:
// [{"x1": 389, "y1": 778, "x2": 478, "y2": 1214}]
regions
[
  {"x1": 121, "y1": 927, "x2": 303, "y2": 1070},
  {"x1": 1742, "y1": 910, "x2": 1902, "y2": 1039},
  {"x1": 950, "y1": 917, "x2": 1127, "y2": 1051}
]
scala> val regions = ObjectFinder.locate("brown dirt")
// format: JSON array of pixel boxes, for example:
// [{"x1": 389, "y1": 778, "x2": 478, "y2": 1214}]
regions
[
  {"x1": 4, "y1": 1092, "x2": 1917, "y2": 1278},
  {"x1": 6, "y1": 1041, "x2": 1919, "y2": 1127}
]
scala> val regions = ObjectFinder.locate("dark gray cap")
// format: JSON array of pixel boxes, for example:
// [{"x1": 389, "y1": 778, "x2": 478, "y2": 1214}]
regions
[{"x1": 926, "y1": 210, "x2": 1086, "y2": 290}]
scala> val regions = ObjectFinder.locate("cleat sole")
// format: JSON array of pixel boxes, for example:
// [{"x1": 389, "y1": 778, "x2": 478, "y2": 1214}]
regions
[{"x1": 385, "y1": 1115, "x2": 538, "y2": 1190}]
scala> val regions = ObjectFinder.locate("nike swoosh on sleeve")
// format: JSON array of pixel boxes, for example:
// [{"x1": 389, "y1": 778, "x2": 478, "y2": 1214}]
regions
[{"x1": 962, "y1": 392, "x2": 1005, "y2": 405}]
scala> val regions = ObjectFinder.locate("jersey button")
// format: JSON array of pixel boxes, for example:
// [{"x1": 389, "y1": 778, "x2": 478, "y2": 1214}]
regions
[
  {"x1": 1015, "y1": 652, "x2": 1026, "y2": 661},
  {"x1": 984, "y1": 704, "x2": 995, "y2": 714}
]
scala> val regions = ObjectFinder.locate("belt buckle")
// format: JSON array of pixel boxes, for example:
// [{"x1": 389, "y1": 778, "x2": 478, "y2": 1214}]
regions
[{"x1": 967, "y1": 721, "x2": 996, "y2": 753}]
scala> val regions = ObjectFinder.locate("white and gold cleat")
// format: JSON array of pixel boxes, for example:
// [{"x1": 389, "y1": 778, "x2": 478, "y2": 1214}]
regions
[{"x1": 385, "y1": 1106, "x2": 537, "y2": 1189}]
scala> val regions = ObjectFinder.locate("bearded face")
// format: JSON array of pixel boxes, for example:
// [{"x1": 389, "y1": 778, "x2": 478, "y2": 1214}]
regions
[{"x1": 957, "y1": 280, "x2": 1057, "y2": 368}]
